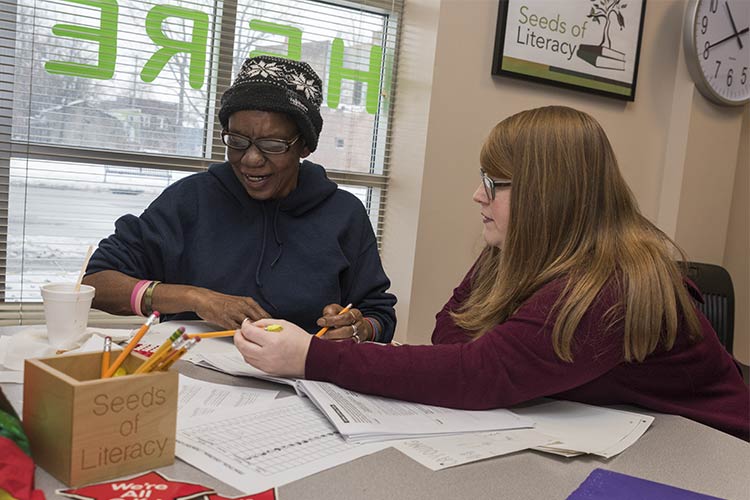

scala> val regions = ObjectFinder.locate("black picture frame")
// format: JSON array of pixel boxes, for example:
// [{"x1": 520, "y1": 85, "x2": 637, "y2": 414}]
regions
[{"x1": 492, "y1": 0, "x2": 647, "y2": 101}]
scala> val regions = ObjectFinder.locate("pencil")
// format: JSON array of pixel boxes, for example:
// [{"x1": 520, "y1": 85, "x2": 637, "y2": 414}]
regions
[
  {"x1": 154, "y1": 337, "x2": 201, "y2": 371},
  {"x1": 100, "y1": 336, "x2": 111, "y2": 378},
  {"x1": 133, "y1": 327, "x2": 185, "y2": 374},
  {"x1": 103, "y1": 311, "x2": 160, "y2": 378},
  {"x1": 315, "y1": 303, "x2": 353, "y2": 337},
  {"x1": 141, "y1": 333, "x2": 190, "y2": 373},
  {"x1": 187, "y1": 330, "x2": 236, "y2": 339},
  {"x1": 187, "y1": 324, "x2": 284, "y2": 339}
]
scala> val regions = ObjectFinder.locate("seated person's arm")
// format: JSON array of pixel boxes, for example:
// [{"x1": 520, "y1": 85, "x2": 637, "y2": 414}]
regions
[
  {"x1": 84, "y1": 270, "x2": 269, "y2": 329},
  {"x1": 335, "y1": 238, "x2": 397, "y2": 343}
]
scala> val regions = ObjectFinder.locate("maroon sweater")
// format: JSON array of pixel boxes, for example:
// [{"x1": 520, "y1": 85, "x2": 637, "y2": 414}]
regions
[{"x1": 306, "y1": 272, "x2": 750, "y2": 441}]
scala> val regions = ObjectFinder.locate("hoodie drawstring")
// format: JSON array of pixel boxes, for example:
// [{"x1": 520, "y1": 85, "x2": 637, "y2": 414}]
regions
[
  {"x1": 270, "y1": 203, "x2": 283, "y2": 268},
  {"x1": 254, "y1": 204, "x2": 278, "y2": 312},
  {"x1": 255, "y1": 202, "x2": 285, "y2": 312}
]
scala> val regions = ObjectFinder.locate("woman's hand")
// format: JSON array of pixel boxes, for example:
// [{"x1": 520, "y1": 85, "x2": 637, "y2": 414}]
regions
[
  {"x1": 316, "y1": 304, "x2": 372, "y2": 342},
  {"x1": 192, "y1": 289, "x2": 270, "y2": 329},
  {"x1": 235, "y1": 319, "x2": 312, "y2": 378}
]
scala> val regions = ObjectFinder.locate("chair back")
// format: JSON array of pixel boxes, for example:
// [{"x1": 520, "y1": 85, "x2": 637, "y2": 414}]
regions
[{"x1": 680, "y1": 261, "x2": 735, "y2": 354}]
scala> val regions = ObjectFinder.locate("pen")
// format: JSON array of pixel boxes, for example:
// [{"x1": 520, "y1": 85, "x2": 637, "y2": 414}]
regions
[
  {"x1": 103, "y1": 311, "x2": 160, "y2": 378},
  {"x1": 315, "y1": 303, "x2": 353, "y2": 337},
  {"x1": 100, "y1": 336, "x2": 111, "y2": 378},
  {"x1": 133, "y1": 327, "x2": 186, "y2": 374}
]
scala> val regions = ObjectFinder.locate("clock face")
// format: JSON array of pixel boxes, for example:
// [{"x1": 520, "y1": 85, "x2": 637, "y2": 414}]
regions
[{"x1": 687, "y1": 0, "x2": 750, "y2": 105}]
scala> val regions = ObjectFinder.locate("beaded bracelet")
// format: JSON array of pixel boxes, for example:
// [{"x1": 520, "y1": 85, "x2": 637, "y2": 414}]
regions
[
  {"x1": 142, "y1": 280, "x2": 161, "y2": 316},
  {"x1": 130, "y1": 280, "x2": 150, "y2": 317},
  {"x1": 364, "y1": 317, "x2": 381, "y2": 343}
]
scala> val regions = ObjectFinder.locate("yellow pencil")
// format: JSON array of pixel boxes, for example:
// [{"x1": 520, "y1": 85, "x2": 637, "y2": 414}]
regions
[
  {"x1": 133, "y1": 327, "x2": 185, "y2": 374},
  {"x1": 103, "y1": 312, "x2": 159, "y2": 378},
  {"x1": 187, "y1": 330, "x2": 236, "y2": 339},
  {"x1": 142, "y1": 333, "x2": 190, "y2": 373},
  {"x1": 100, "y1": 336, "x2": 111, "y2": 378},
  {"x1": 153, "y1": 337, "x2": 200, "y2": 372},
  {"x1": 188, "y1": 324, "x2": 284, "y2": 339},
  {"x1": 315, "y1": 303, "x2": 353, "y2": 337}
]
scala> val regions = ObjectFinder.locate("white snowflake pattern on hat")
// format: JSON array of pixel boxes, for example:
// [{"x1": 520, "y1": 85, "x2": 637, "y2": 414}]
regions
[
  {"x1": 288, "y1": 71, "x2": 321, "y2": 104},
  {"x1": 244, "y1": 60, "x2": 283, "y2": 79}
]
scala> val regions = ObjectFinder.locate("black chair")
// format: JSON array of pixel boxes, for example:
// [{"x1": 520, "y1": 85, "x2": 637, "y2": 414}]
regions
[{"x1": 680, "y1": 261, "x2": 735, "y2": 354}]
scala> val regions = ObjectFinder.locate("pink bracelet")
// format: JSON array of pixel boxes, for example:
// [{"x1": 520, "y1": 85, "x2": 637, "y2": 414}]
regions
[
  {"x1": 364, "y1": 317, "x2": 378, "y2": 342},
  {"x1": 130, "y1": 280, "x2": 150, "y2": 317}
]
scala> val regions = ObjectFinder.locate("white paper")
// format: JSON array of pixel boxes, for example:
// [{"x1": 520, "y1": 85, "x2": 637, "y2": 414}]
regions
[
  {"x1": 74, "y1": 334, "x2": 124, "y2": 354},
  {"x1": 0, "y1": 332, "x2": 56, "y2": 371},
  {"x1": 0, "y1": 371, "x2": 24, "y2": 384},
  {"x1": 296, "y1": 380, "x2": 534, "y2": 443},
  {"x1": 176, "y1": 396, "x2": 387, "y2": 492},
  {"x1": 136, "y1": 320, "x2": 229, "y2": 362},
  {"x1": 197, "y1": 351, "x2": 298, "y2": 387},
  {"x1": 177, "y1": 374, "x2": 278, "y2": 421},
  {"x1": 1, "y1": 383, "x2": 23, "y2": 415},
  {"x1": 393, "y1": 428, "x2": 556, "y2": 471},
  {"x1": 0, "y1": 327, "x2": 130, "y2": 374},
  {"x1": 511, "y1": 399, "x2": 654, "y2": 458}
]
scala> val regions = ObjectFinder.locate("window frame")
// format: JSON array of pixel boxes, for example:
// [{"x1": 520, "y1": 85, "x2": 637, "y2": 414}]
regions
[{"x1": 0, "y1": 0, "x2": 402, "y2": 323}]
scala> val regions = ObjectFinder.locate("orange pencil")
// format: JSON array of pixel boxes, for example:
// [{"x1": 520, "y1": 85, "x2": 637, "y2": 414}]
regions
[
  {"x1": 315, "y1": 303, "x2": 353, "y2": 337},
  {"x1": 100, "y1": 336, "x2": 111, "y2": 378},
  {"x1": 103, "y1": 311, "x2": 160, "y2": 378}
]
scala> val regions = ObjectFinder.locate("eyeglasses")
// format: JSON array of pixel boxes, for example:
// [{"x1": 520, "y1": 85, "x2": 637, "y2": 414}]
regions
[
  {"x1": 480, "y1": 169, "x2": 512, "y2": 200},
  {"x1": 221, "y1": 131, "x2": 300, "y2": 155}
]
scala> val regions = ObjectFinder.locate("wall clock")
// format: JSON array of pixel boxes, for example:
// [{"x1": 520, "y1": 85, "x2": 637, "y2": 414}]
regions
[{"x1": 683, "y1": 0, "x2": 750, "y2": 106}]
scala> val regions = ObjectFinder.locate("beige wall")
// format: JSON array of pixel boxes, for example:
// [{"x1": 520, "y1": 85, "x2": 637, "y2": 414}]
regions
[
  {"x1": 383, "y1": 0, "x2": 749, "y2": 363},
  {"x1": 724, "y1": 107, "x2": 749, "y2": 363}
]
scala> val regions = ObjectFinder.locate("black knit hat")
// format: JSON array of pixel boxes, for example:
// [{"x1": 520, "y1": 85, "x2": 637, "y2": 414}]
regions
[{"x1": 219, "y1": 56, "x2": 324, "y2": 152}]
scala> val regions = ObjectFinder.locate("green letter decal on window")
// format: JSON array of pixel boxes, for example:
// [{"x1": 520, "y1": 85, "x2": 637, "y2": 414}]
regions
[
  {"x1": 248, "y1": 20, "x2": 302, "y2": 61},
  {"x1": 141, "y1": 5, "x2": 209, "y2": 89},
  {"x1": 328, "y1": 39, "x2": 382, "y2": 115},
  {"x1": 45, "y1": 0, "x2": 119, "y2": 79}
]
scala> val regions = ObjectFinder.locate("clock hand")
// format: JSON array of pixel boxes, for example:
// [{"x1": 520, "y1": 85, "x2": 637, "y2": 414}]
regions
[
  {"x1": 724, "y1": 1, "x2": 743, "y2": 49},
  {"x1": 707, "y1": 26, "x2": 749, "y2": 50}
]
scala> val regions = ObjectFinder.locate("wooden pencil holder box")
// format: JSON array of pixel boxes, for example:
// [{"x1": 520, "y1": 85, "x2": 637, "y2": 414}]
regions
[{"x1": 22, "y1": 351, "x2": 178, "y2": 487}]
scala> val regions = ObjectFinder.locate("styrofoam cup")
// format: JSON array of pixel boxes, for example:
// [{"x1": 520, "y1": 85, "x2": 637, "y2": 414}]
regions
[{"x1": 40, "y1": 283, "x2": 95, "y2": 349}]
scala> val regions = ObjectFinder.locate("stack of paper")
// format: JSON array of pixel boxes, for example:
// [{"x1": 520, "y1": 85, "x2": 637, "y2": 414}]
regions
[
  {"x1": 296, "y1": 380, "x2": 534, "y2": 443},
  {"x1": 176, "y1": 396, "x2": 388, "y2": 492},
  {"x1": 511, "y1": 399, "x2": 654, "y2": 458},
  {"x1": 393, "y1": 429, "x2": 556, "y2": 471},
  {"x1": 197, "y1": 351, "x2": 298, "y2": 387},
  {"x1": 177, "y1": 374, "x2": 278, "y2": 421}
]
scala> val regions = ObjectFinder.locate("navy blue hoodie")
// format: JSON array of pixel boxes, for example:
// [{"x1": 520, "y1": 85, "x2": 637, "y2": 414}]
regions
[{"x1": 87, "y1": 160, "x2": 397, "y2": 340}]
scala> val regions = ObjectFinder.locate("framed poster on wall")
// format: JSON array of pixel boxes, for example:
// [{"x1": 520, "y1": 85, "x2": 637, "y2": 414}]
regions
[{"x1": 492, "y1": 0, "x2": 647, "y2": 101}]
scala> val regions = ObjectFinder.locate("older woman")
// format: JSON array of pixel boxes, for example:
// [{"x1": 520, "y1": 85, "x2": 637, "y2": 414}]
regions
[
  {"x1": 84, "y1": 56, "x2": 396, "y2": 342},
  {"x1": 236, "y1": 106, "x2": 749, "y2": 440}
]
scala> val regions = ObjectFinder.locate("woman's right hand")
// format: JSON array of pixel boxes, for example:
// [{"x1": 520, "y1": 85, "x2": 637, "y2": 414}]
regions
[
  {"x1": 236, "y1": 319, "x2": 311, "y2": 378},
  {"x1": 192, "y1": 288, "x2": 270, "y2": 329}
]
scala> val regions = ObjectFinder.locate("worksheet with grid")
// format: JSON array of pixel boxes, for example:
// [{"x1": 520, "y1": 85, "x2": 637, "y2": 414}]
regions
[{"x1": 176, "y1": 395, "x2": 388, "y2": 492}]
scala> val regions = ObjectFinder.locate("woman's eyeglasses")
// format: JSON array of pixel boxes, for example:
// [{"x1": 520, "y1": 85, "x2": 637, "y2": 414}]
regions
[
  {"x1": 480, "y1": 169, "x2": 512, "y2": 200},
  {"x1": 221, "y1": 131, "x2": 300, "y2": 155}
]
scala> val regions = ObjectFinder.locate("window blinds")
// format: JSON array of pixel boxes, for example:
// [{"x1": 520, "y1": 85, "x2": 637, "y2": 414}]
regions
[{"x1": 0, "y1": 0, "x2": 403, "y2": 324}]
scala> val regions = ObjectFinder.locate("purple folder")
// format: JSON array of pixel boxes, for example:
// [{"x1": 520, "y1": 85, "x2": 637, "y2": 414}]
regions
[{"x1": 567, "y1": 469, "x2": 724, "y2": 500}]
